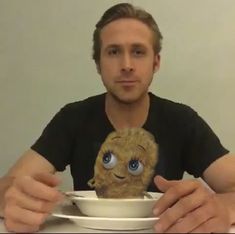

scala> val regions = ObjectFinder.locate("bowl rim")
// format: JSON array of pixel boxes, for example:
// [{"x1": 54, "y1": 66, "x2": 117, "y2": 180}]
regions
[{"x1": 65, "y1": 190, "x2": 161, "y2": 202}]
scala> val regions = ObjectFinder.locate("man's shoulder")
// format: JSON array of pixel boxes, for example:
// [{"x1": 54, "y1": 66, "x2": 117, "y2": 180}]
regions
[
  {"x1": 62, "y1": 93, "x2": 105, "y2": 113},
  {"x1": 150, "y1": 93, "x2": 195, "y2": 115},
  {"x1": 149, "y1": 93, "x2": 198, "y2": 127},
  {"x1": 52, "y1": 93, "x2": 105, "y2": 124}
]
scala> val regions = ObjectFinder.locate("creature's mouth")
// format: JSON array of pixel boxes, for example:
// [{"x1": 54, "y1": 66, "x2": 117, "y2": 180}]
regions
[{"x1": 113, "y1": 173, "x2": 125, "y2": 180}]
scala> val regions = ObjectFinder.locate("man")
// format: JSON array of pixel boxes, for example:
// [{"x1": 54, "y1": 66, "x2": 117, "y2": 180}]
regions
[{"x1": 0, "y1": 3, "x2": 235, "y2": 233}]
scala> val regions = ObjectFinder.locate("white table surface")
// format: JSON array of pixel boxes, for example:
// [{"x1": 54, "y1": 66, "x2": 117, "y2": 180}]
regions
[
  {"x1": 0, "y1": 198, "x2": 234, "y2": 233},
  {"x1": 0, "y1": 217, "x2": 235, "y2": 233},
  {"x1": 0, "y1": 217, "x2": 155, "y2": 233}
]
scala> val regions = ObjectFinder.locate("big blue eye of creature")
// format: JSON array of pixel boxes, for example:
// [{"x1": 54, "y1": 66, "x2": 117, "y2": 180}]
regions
[
  {"x1": 102, "y1": 151, "x2": 117, "y2": 169},
  {"x1": 128, "y1": 159, "x2": 144, "y2": 175}
]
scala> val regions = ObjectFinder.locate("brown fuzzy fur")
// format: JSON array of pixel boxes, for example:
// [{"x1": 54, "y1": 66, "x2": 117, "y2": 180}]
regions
[{"x1": 88, "y1": 128, "x2": 158, "y2": 198}]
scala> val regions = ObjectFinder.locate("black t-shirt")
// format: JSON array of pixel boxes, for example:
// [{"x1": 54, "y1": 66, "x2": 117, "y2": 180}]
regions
[{"x1": 31, "y1": 93, "x2": 229, "y2": 191}]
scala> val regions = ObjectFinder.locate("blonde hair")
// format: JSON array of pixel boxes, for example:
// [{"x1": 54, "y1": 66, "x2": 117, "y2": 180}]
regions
[{"x1": 92, "y1": 3, "x2": 163, "y2": 65}]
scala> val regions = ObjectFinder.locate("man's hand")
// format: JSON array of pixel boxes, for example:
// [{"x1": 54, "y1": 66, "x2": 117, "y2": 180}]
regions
[
  {"x1": 3, "y1": 173, "x2": 63, "y2": 233},
  {"x1": 153, "y1": 175, "x2": 231, "y2": 233}
]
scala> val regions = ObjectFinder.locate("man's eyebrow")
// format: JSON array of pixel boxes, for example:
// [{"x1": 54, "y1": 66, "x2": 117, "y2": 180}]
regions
[
  {"x1": 105, "y1": 44, "x2": 120, "y2": 49},
  {"x1": 137, "y1": 144, "x2": 146, "y2": 151},
  {"x1": 132, "y1": 43, "x2": 147, "y2": 48},
  {"x1": 105, "y1": 43, "x2": 147, "y2": 48}
]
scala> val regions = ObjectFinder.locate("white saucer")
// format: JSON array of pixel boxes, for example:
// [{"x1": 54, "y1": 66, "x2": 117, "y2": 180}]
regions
[{"x1": 52, "y1": 201, "x2": 159, "y2": 231}]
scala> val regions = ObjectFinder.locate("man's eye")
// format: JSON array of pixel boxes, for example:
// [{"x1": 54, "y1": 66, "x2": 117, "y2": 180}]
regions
[
  {"x1": 108, "y1": 48, "x2": 119, "y2": 56},
  {"x1": 133, "y1": 49, "x2": 145, "y2": 56}
]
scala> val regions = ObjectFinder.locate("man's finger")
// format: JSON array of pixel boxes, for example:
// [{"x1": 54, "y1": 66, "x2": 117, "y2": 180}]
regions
[
  {"x1": 33, "y1": 173, "x2": 61, "y2": 187},
  {"x1": 154, "y1": 175, "x2": 178, "y2": 192},
  {"x1": 14, "y1": 175, "x2": 63, "y2": 202}
]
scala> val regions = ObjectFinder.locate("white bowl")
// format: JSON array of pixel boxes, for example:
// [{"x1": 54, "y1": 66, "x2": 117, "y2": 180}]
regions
[{"x1": 66, "y1": 190, "x2": 162, "y2": 218}]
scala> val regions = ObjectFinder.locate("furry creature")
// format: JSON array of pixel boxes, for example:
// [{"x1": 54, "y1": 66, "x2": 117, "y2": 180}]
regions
[{"x1": 88, "y1": 128, "x2": 158, "y2": 198}]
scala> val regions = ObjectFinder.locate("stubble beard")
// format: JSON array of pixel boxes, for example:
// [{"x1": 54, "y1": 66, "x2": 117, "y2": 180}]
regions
[{"x1": 107, "y1": 89, "x2": 148, "y2": 106}]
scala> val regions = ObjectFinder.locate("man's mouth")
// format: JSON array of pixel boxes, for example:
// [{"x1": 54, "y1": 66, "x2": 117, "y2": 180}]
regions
[
  {"x1": 116, "y1": 80, "x2": 137, "y2": 84},
  {"x1": 116, "y1": 80, "x2": 138, "y2": 88}
]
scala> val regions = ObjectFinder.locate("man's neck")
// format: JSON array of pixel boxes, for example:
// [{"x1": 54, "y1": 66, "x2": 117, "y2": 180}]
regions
[{"x1": 105, "y1": 93, "x2": 150, "y2": 130}]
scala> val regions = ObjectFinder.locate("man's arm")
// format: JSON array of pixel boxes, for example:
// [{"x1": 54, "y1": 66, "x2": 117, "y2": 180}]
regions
[
  {"x1": 203, "y1": 153, "x2": 235, "y2": 193},
  {"x1": 4, "y1": 149, "x2": 56, "y2": 176},
  {"x1": 0, "y1": 149, "x2": 63, "y2": 232},
  {"x1": 153, "y1": 153, "x2": 235, "y2": 233},
  {"x1": 203, "y1": 153, "x2": 235, "y2": 224}
]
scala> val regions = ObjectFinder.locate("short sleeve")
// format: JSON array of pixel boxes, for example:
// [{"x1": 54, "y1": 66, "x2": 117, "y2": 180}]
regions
[
  {"x1": 182, "y1": 109, "x2": 229, "y2": 177},
  {"x1": 31, "y1": 104, "x2": 77, "y2": 171}
]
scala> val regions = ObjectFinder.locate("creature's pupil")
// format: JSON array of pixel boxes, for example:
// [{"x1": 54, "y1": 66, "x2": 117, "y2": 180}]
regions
[
  {"x1": 129, "y1": 160, "x2": 139, "y2": 170},
  {"x1": 103, "y1": 152, "x2": 111, "y2": 164}
]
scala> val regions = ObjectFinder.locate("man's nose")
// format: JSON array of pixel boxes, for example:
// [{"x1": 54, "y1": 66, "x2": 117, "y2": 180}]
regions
[{"x1": 121, "y1": 54, "x2": 134, "y2": 73}]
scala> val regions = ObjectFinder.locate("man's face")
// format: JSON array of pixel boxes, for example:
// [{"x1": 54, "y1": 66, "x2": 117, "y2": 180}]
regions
[{"x1": 99, "y1": 18, "x2": 160, "y2": 104}]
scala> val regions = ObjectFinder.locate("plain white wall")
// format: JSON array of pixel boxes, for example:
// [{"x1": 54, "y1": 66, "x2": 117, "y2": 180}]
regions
[{"x1": 0, "y1": 0, "x2": 234, "y2": 189}]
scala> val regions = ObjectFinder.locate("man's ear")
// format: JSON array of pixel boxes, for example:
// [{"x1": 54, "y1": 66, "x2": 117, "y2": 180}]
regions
[
  {"x1": 96, "y1": 63, "x2": 101, "y2": 74},
  {"x1": 153, "y1": 54, "x2": 161, "y2": 73}
]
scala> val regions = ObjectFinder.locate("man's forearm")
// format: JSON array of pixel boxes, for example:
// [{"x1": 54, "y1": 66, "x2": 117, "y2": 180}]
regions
[
  {"x1": 217, "y1": 192, "x2": 235, "y2": 225},
  {"x1": 0, "y1": 176, "x2": 14, "y2": 217}
]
